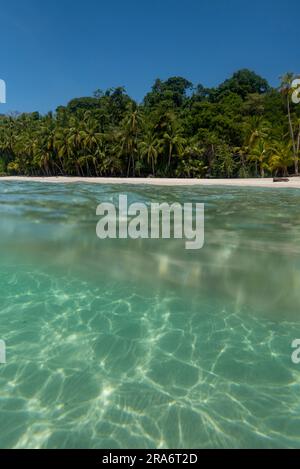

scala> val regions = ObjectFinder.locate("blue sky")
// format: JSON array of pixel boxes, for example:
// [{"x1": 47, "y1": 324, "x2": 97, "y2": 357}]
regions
[{"x1": 0, "y1": 0, "x2": 299, "y2": 113}]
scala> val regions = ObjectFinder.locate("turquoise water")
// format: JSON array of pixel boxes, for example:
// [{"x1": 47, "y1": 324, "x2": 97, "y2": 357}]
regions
[{"x1": 0, "y1": 181, "x2": 300, "y2": 449}]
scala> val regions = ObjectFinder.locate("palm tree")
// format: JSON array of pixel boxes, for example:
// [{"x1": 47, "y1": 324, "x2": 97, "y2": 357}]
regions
[
  {"x1": 66, "y1": 119, "x2": 86, "y2": 175},
  {"x1": 280, "y1": 73, "x2": 298, "y2": 174},
  {"x1": 244, "y1": 116, "x2": 269, "y2": 148},
  {"x1": 162, "y1": 120, "x2": 185, "y2": 171},
  {"x1": 0, "y1": 117, "x2": 18, "y2": 171},
  {"x1": 176, "y1": 140, "x2": 206, "y2": 178},
  {"x1": 269, "y1": 140, "x2": 293, "y2": 177},
  {"x1": 248, "y1": 139, "x2": 269, "y2": 178},
  {"x1": 139, "y1": 128, "x2": 160, "y2": 175},
  {"x1": 118, "y1": 104, "x2": 143, "y2": 176},
  {"x1": 54, "y1": 128, "x2": 69, "y2": 175}
]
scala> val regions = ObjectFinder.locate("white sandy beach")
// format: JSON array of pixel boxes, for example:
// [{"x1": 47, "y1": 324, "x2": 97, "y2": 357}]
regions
[{"x1": 1, "y1": 176, "x2": 300, "y2": 188}]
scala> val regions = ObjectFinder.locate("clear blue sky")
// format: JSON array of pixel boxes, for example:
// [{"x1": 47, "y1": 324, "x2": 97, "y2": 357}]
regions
[{"x1": 0, "y1": 0, "x2": 299, "y2": 114}]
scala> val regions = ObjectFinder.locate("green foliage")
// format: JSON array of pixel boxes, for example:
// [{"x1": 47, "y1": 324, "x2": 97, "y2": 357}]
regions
[
  {"x1": 215, "y1": 69, "x2": 270, "y2": 100},
  {"x1": 144, "y1": 77, "x2": 193, "y2": 109},
  {"x1": 0, "y1": 70, "x2": 299, "y2": 178}
]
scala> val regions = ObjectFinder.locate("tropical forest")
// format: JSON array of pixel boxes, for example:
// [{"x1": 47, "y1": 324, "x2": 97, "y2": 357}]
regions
[{"x1": 0, "y1": 69, "x2": 299, "y2": 178}]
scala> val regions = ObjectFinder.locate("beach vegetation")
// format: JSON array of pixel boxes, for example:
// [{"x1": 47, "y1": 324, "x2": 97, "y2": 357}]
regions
[{"x1": 1, "y1": 70, "x2": 300, "y2": 178}]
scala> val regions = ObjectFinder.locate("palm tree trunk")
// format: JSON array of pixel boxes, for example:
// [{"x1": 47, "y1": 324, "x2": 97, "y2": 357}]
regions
[
  {"x1": 296, "y1": 123, "x2": 300, "y2": 174},
  {"x1": 127, "y1": 156, "x2": 131, "y2": 177},
  {"x1": 168, "y1": 143, "x2": 173, "y2": 168},
  {"x1": 287, "y1": 97, "x2": 298, "y2": 174}
]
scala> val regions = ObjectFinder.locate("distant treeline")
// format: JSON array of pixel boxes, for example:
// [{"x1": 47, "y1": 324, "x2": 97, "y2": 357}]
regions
[{"x1": 1, "y1": 69, "x2": 300, "y2": 178}]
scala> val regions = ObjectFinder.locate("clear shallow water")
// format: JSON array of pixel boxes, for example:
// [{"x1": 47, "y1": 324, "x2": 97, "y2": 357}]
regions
[{"x1": 0, "y1": 181, "x2": 300, "y2": 448}]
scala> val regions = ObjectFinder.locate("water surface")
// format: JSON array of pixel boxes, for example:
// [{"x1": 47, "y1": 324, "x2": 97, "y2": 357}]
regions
[{"x1": 0, "y1": 181, "x2": 300, "y2": 448}]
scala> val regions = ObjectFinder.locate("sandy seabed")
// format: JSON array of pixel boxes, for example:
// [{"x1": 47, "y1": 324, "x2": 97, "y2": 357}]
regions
[{"x1": 1, "y1": 176, "x2": 300, "y2": 188}]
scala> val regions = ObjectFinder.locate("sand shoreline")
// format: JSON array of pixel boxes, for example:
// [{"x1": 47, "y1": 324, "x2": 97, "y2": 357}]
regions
[{"x1": 1, "y1": 176, "x2": 300, "y2": 189}]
